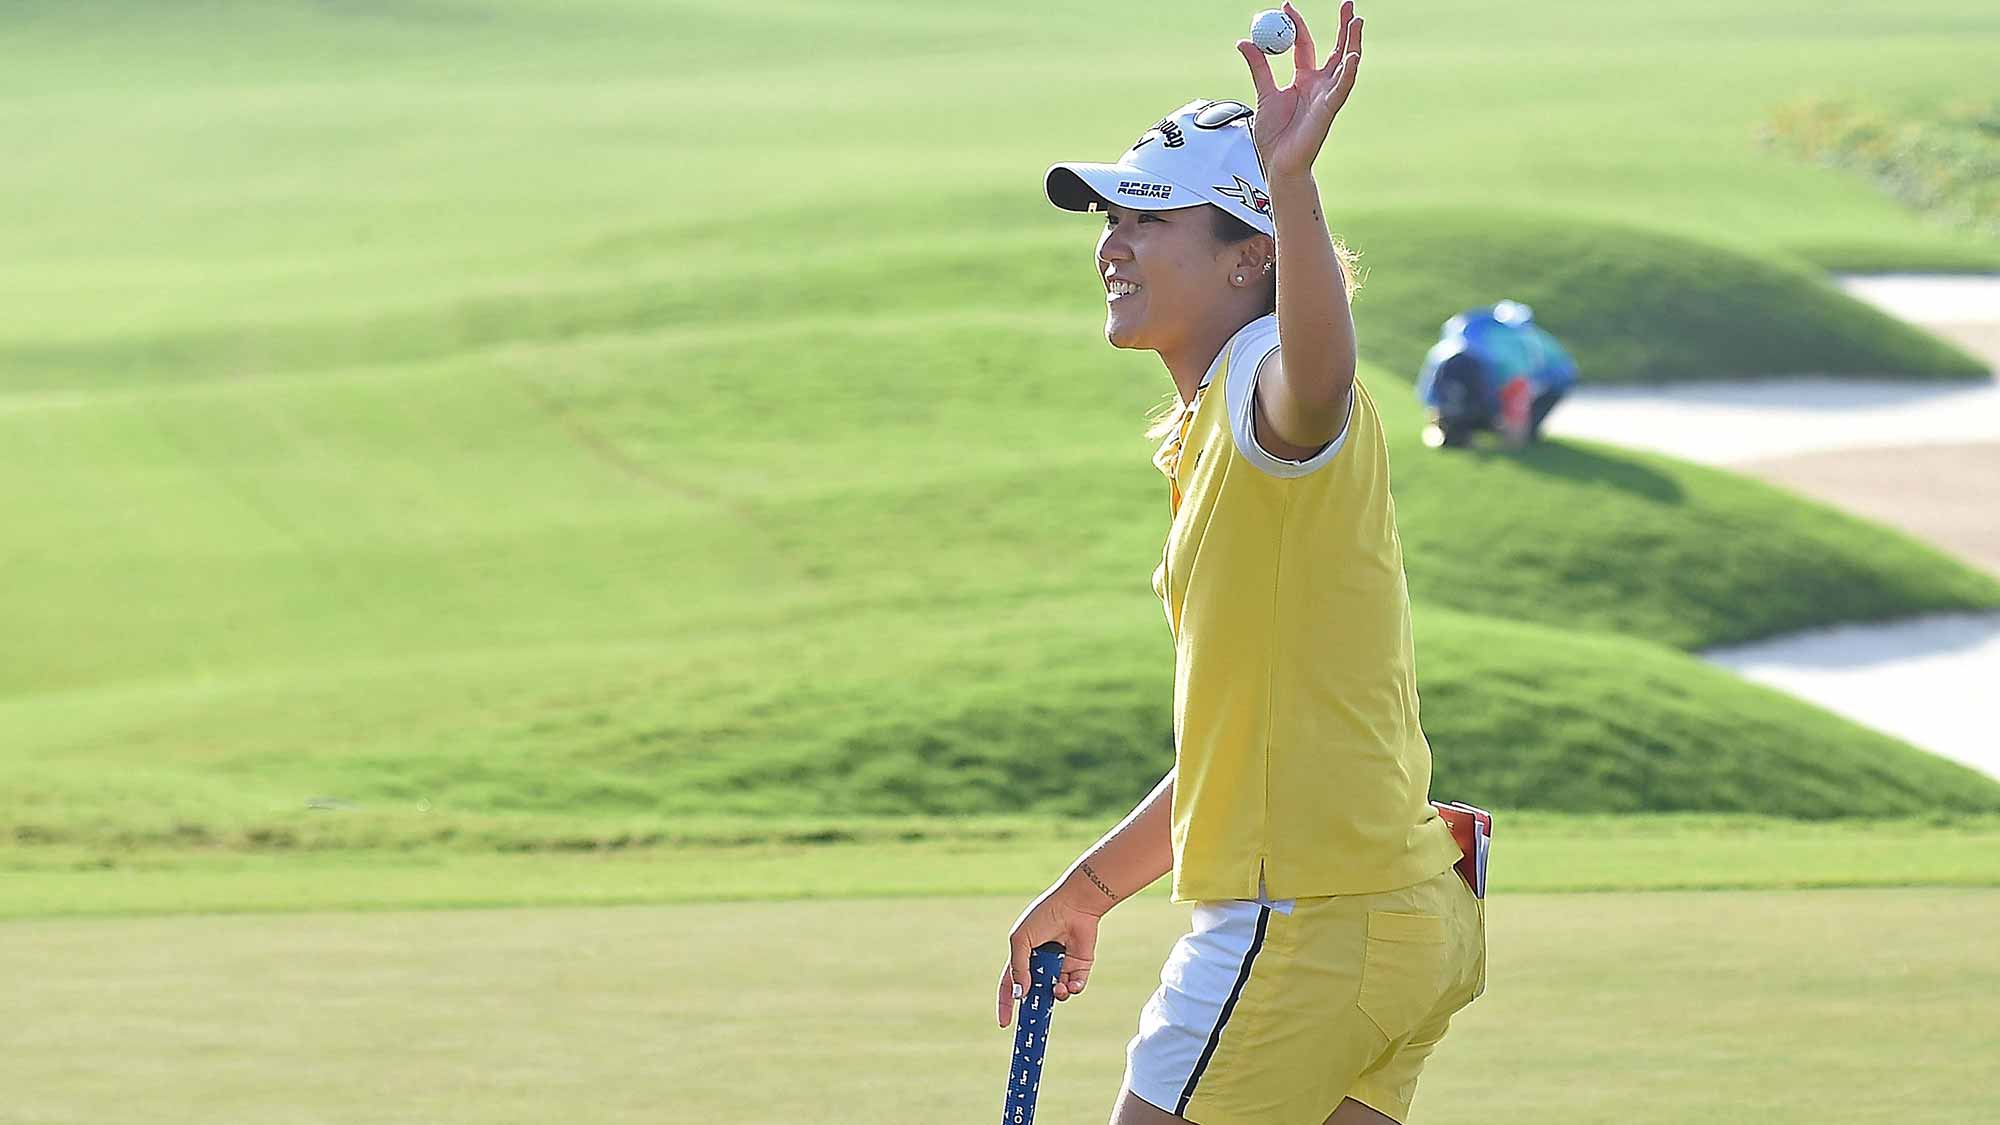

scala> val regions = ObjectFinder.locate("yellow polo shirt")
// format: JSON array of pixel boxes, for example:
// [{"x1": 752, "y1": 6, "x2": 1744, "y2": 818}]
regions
[{"x1": 1151, "y1": 314, "x2": 1463, "y2": 903}]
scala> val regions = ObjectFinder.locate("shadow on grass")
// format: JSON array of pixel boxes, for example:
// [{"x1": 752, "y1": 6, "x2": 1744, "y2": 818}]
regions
[{"x1": 1456, "y1": 438, "x2": 1686, "y2": 503}]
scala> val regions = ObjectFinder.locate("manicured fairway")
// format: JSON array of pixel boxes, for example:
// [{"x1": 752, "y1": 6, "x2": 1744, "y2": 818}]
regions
[
  {"x1": 6, "y1": 812, "x2": 2000, "y2": 919},
  {"x1": 3, "y1": 889, "x2": 1993, "y2": 1123}
]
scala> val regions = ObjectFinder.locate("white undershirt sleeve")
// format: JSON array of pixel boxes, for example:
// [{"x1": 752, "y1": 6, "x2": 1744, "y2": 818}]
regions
[{"x1": 1222, "y1": 320, "x2": 1353, "y2": 479}]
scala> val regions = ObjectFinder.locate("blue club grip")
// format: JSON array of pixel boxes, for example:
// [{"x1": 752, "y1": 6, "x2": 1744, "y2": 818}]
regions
[{"x1": 1002, "y1": 941, "x2": 1066, "y2": 1125}]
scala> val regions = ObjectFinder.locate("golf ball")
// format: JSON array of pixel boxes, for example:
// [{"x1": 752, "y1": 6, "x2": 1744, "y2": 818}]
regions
[{"x1": 1250, "y1": 9, "x2": 1295, "y2": 55}]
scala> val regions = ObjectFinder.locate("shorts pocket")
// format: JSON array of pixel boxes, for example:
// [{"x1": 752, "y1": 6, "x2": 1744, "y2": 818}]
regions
[{"x1": 1355, "y1": 910, "x2": 1447, "y2": 1043}]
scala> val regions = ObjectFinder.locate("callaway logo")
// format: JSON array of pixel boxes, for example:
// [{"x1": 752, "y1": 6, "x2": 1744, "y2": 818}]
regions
[
  {"x1": 1117, "y1": 180, "x2": 1173, "y2": 200},
  {"x1": 1213, "y1": 175, "x2": 1272, "y2": 215},
  {"x1": 1130, "y1": 117, "x2": 1186, "y2": 151}
]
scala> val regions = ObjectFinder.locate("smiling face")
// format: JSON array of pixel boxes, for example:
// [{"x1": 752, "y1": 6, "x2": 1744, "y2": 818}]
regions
[{"x1": 1095, "y1": 202, "x2": 1272, "y2": 367}]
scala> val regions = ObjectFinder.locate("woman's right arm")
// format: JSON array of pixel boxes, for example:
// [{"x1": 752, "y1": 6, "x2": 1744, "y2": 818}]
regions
[{"x1": 996, "y1": 767, "x2": 1177, "y2": 1027}]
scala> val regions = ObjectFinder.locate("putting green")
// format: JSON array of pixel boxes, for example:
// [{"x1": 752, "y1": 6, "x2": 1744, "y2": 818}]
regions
[{"x1": 2, "y1": 889, "x2": 1993, "y2": 1123}]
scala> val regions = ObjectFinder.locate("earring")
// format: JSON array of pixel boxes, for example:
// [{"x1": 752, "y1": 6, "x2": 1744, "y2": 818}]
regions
[{"x1": 1233, "y1": 274, "x2": 1245, "y2": 285}]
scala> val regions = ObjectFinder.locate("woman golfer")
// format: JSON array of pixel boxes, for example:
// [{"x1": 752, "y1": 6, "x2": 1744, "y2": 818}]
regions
[{"x1": 995, "y1": 5, "x2": 1486, "y2": 1122}]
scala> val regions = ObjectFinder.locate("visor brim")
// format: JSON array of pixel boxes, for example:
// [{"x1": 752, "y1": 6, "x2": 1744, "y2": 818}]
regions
[{"x1": 1045, "y1": 163, "x2": 1199, "y2": 214}]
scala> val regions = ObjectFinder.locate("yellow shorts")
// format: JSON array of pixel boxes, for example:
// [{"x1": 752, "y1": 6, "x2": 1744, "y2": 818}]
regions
[{"x1": 1123, "y1": 864, "x2": 1486, "y2": 1124}]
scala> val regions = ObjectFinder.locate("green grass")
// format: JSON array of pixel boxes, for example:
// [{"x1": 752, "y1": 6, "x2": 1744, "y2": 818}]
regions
[
  {"x1": 6, "y1": 813, "x2": 1998, "y2": 920},
  {"x1": 5, "y1": 0, "x2": 2000, "y2": 861},
  {"x1": 1342, "y1": 207, "x2": 1989, "y2": 383},
  {"x1": 2, "y1": 889, "x2": 1995, "y2": 1123},
  {"x1": 7, "y1": 204, "x2": 1986, "y2": 393},
  {"x1": 11, "y1": 336, "x2": 1994, "y2": 839},
  {"x1": 5, "y1": 0, "x2": 1998, "y2": 350},
  {"x1": 3, "y1": 15, "x2": 1998, "y2": 1119}
]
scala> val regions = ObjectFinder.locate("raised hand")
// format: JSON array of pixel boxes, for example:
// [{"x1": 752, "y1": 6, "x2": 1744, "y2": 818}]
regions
[{"x1": 1235, "y1": 1, "x2": 1365, "y2": 181}]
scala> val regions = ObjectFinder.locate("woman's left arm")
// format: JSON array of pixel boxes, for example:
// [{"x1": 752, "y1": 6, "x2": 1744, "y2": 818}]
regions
[{"x1": 1237, "y1": 1, "x2": 1366, "y2": 449}]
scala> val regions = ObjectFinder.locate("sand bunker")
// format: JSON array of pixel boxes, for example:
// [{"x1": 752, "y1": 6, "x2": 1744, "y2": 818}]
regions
[
  {"x1": 1546, "y1": 272, "x2": 1998, "y2": 465},
  {"x1": 1704, "y1": 613, "x2": 2000, "y2": 780},
  {"x1": 1543, "y1": 375, "x2": 2000, "y2": 464},
  {"x1": 1541, "y1": 274, "x2": 2000, "y2": 778},
  {"x1": 1741, "y1": 443, "x2": 2000, "y2": 577},
  {"x1": 1837, "y1": 274, "x2": 2000, "y2": 328}
]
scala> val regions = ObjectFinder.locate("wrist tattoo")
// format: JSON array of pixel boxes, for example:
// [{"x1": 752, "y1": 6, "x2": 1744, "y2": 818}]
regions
[{"x1": 1079, "y1": 862, "x2": 1117, "y2": 901}]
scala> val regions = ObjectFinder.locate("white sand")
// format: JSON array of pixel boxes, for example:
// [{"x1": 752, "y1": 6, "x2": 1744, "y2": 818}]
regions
[
  {"x1": 1703, "y1": 613, "x2": 2000, "y2": 780},
  {"x1": 1837, "y1": 273, "x2": 2000, "y2": 325},
  {"x1": 1543, "y1": 273, "x2": 2000, "y2": 465},
  {"x1": 1535, "y1": 274, "x2": 2000, "y2": 778},
  {"x1": 1541, "y1": 375, "x2": 2000, "y2": 463}
]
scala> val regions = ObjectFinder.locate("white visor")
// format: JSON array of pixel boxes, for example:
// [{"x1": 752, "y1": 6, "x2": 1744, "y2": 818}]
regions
[{"x1": 1045, "y1": 99, "x2": 1275, "y2": 236}]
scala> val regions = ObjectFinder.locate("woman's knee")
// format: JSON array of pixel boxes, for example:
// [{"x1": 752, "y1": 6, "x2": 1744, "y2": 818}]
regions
[{"x1": 1109, "y1": 1087, "x2": 1187, "y2": 1124}]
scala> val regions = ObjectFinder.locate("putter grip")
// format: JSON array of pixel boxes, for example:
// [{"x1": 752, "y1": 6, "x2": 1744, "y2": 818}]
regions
[{"x1": 1002, "y1": 941, "x2": 1066, "y2": 1125}]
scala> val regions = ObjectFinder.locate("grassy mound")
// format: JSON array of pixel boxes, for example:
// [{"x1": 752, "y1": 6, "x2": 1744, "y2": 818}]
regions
[
  {"x1": 12, "y1": 593, "x2": 1997, "y2": 860},
  {"x1": 1782, "y1": 242, "x2": 2000, "y2": 274},
  {"x1": 6, "y1": 0, "x2": 2000, "y2": 857},
  {"x1": 6, "y1": 325, "x2": 1998, "y2": 843},
  {"x1": 1415, "y1": 610, "x2": 2000, "y2": 816},
  {"x1": 1374, "y1": 384, "x2": 2000, "y2": 650},
  {"x1": 658, "y1": 606, "x2": 2000, "y2": 822},
  {"x1": 1339, "y1": 207, "x2": 1990, "y2": 384}
]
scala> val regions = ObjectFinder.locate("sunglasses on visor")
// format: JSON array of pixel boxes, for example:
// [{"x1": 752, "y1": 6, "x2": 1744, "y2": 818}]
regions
[{"x1": 1192, "y1": 100, "x2": 1254, "y2": 129}]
